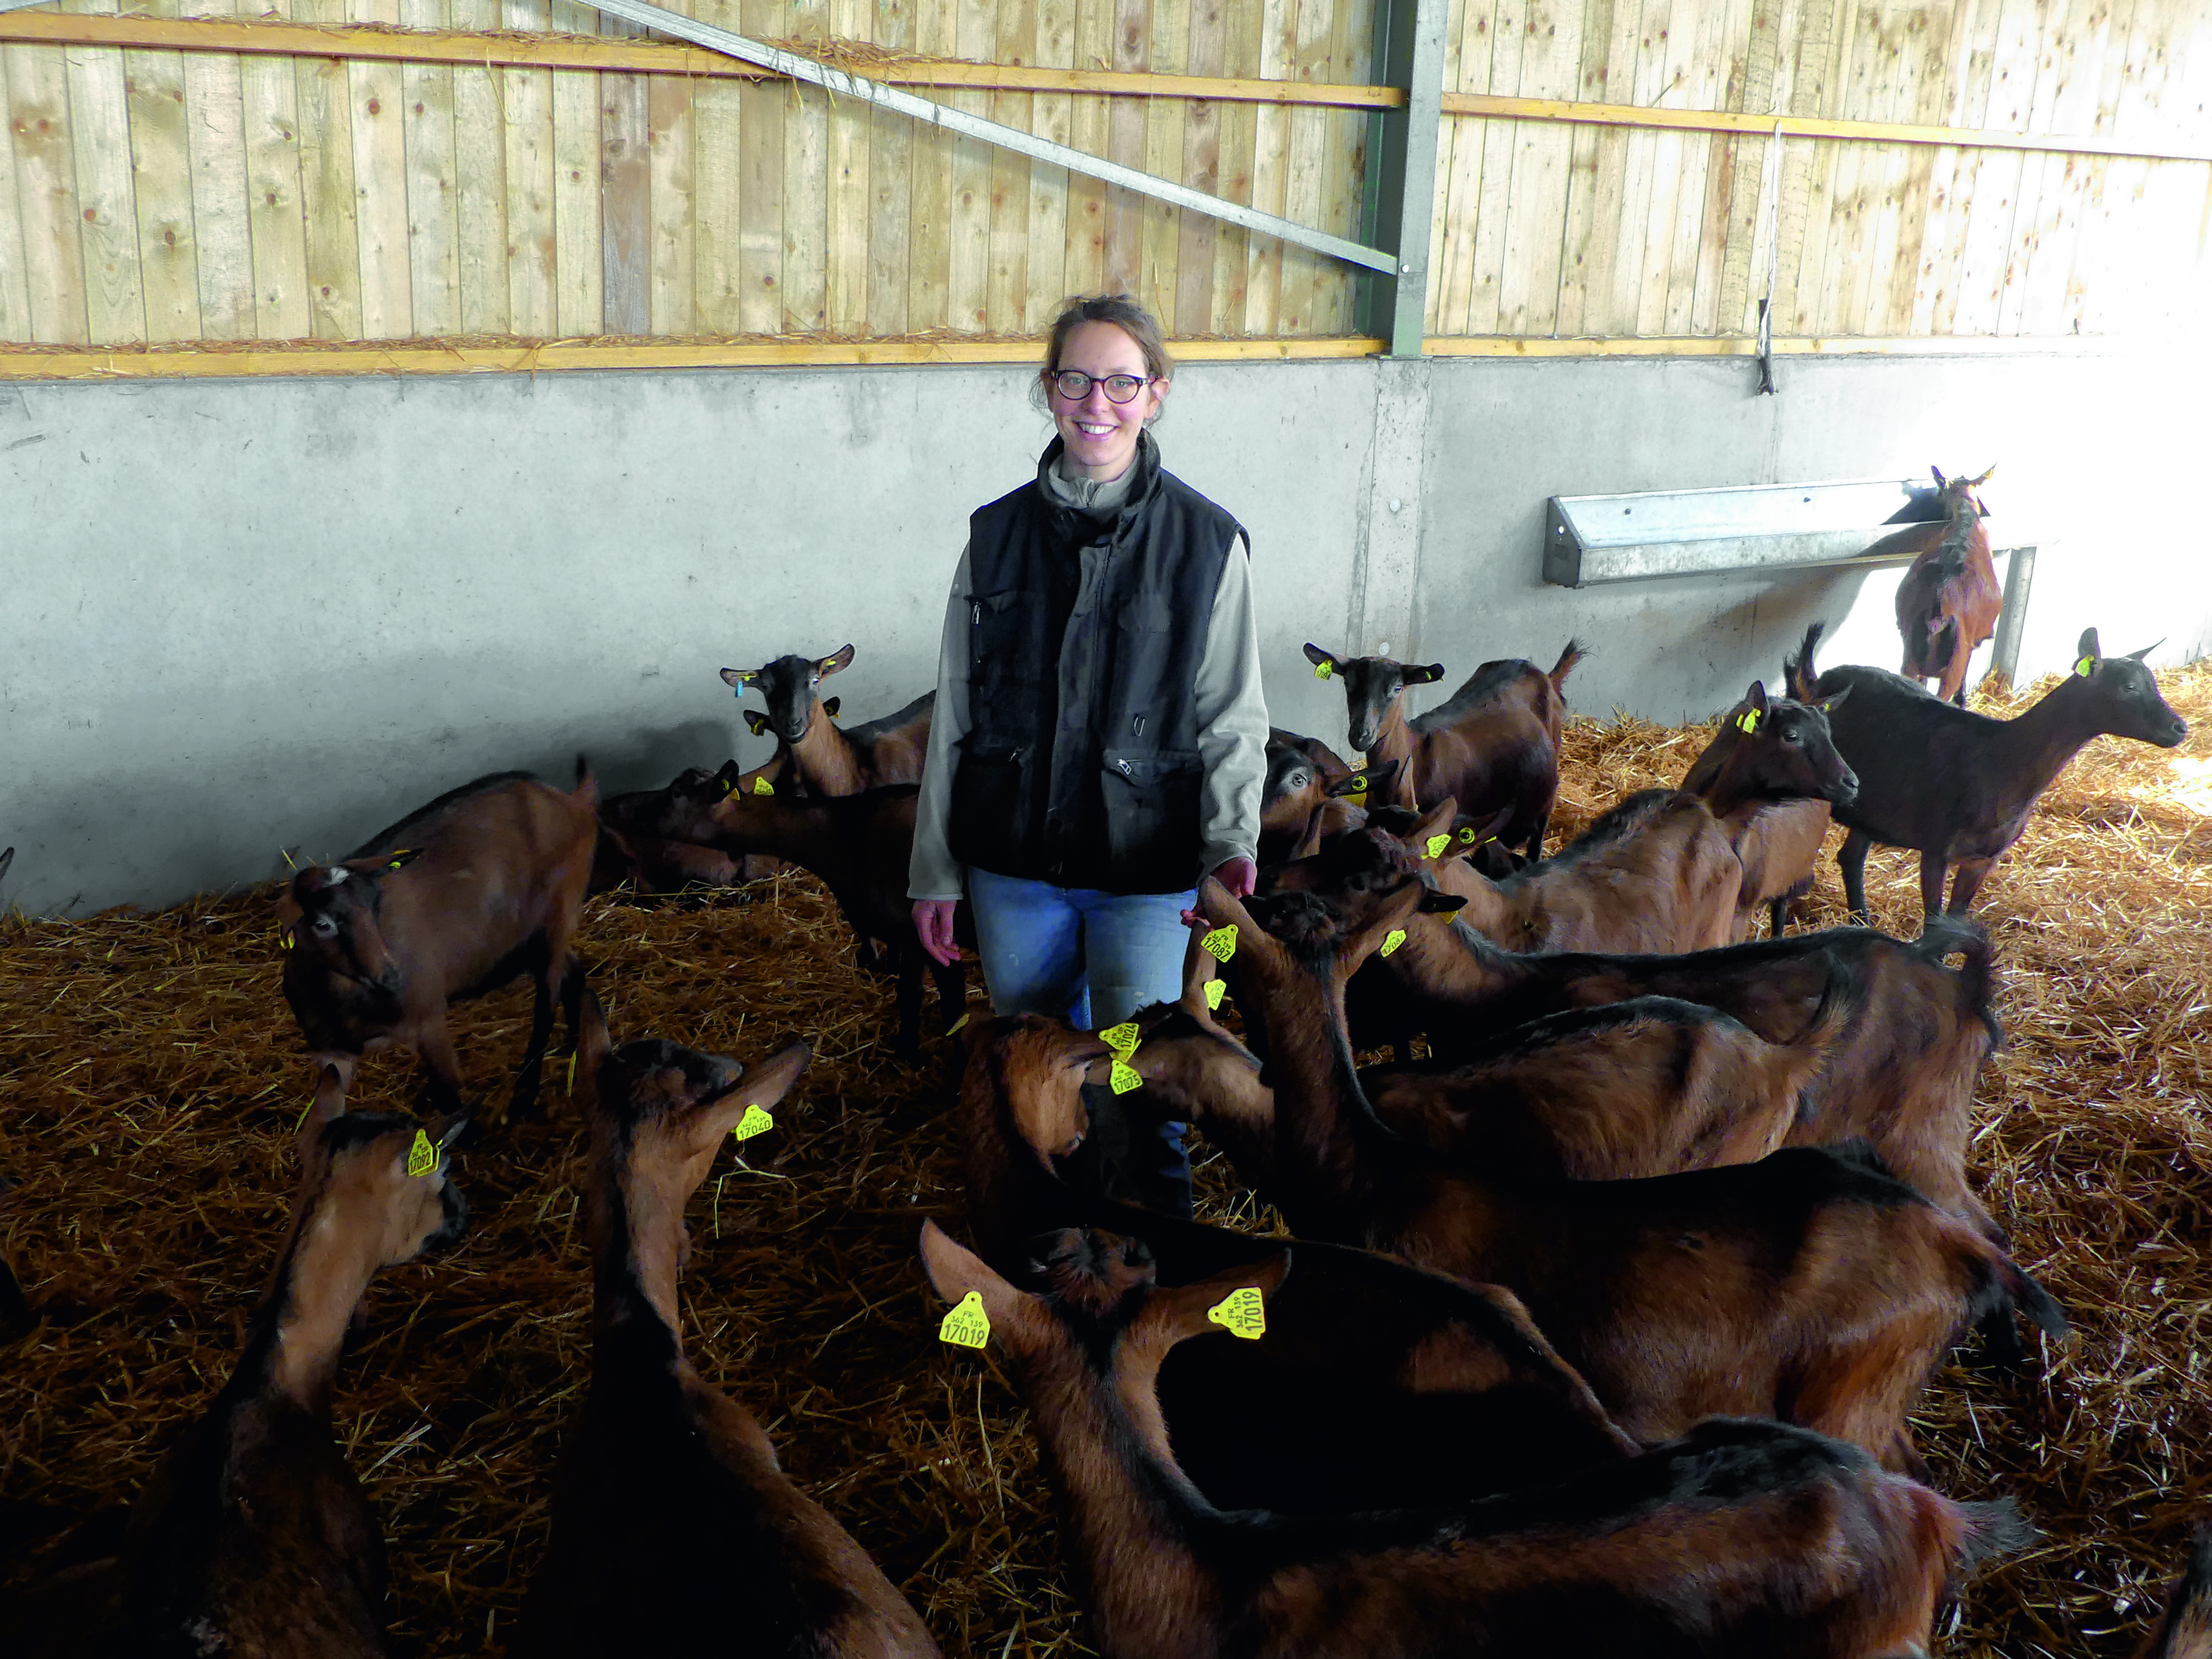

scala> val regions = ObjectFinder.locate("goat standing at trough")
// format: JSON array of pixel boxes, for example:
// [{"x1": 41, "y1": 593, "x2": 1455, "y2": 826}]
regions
[
  {"x1": 1787, "y1": 621, "x2": 2189, "y2": 921},
  {"x1": 722, "y1": 645, "x2": 935, "y2": 795},
  {"x1": 513, "y1": 999, "x2": 938, "y2": 1659},
  {"x1": 1195, "y1": 875, "x2": 2064, "y2": 1471},
  {"x1": 1877, "y1": 464, "x2": 1999, "y2": 705},
  {"x1": 280, "y1": 766, "x2": 598, "y2": 1123},
  {"x1": 1301, "y1": 639, "x2": 1584, "y2": 858},
  {"x1": 922, "y1": 1220, "x2": 2027, "y2": 1659}
]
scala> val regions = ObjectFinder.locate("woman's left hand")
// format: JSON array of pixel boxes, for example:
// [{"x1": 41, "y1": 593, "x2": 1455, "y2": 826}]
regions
[{"x1": 1211, "y1": 856, "x2": 1257, "y2": 899}]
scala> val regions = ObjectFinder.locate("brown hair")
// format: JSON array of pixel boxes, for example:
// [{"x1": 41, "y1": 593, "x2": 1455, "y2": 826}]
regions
[{"x1": 1039, "y1": 294, "x2": 1174, "y2": 389}]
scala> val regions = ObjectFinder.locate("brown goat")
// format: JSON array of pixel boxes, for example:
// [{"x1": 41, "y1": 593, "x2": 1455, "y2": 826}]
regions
[
  {"x1": 956, "y1": 1014, "x2": 1639, "y2": 1513},
  {"x1": 1256, "y1": 729, "x2": 1385, "y2": 864},
  {"x1": 922, "y1": 1219, "x2": 2026, "y2": 1659},
  {"x1": 592, "y1": 752, "x2": 790, "y2": 896},
  {"x1": 1879, "y1": 465, "x2": 1999, "y2": 705},
  {"x1": 720, "y1": 645, "x2": 934, "y2": 795},
  {"x1": 1301, "y1": 639, "x2": 1584, "y2": 858},
  {"x1": 514, "y1": 1000, "x2": 937, "y2": 1659},
  {"x1": 1197, "y1": 874, "x2": 2064, "y2": 1472},
  {"x1": 280, "y1": 767, "x2": 598, "y2": 1121}
]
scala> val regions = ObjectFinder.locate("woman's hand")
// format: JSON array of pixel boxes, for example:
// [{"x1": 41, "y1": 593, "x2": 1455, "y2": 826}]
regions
[
  {"x1": 1210, "y1": 857, "x2": 1258, "y2": 899},
  {"x1": 914, "y1": 900, "x2": 962, "y2": 967}
]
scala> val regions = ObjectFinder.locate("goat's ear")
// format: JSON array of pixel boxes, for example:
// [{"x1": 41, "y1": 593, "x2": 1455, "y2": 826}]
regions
[
  {"x1": 2125, "y1": 638, "x2": 2165, "y2": 662},
  {"x1": 1812, "y1": 683, "x2": 1851, "y2": 716},
  {"x1": 1193, "y1": 877, "x2": 1284, "y2": 974},
  {"x1": 571, "y1": 985, "x2": 612, "y2": 1110},
  {"x1": 721, "y1": 666, "x2": 758, "y2": 688},
  {"x1": 367, "y1": 847, "x2": 422, "y2": 875},
  {"x1": 1417, "y1": 889, "x2": 1468, "y2": 915},
  {"x1": 919, "y1": 1220, "x2": 1038, "y2": 1342},
  {"x1": 1931, "y1": 465, "x2": 1947, "y2": 486},
  {"x1": 2076, "y1": 628, "x2": 2102, "y2": 670},
  {"x1": 1139, "y1": 1249, "x2": 1292, "y2": 1346},
  {"x1": 1404, "y1": 662, "x2": 1447, "y2": 685},
  {"x1": 296, "y1": 1062, "x2": 351, "y2": 1156},
  {"x1": 818, "y1": 644, "x2": 856, "y2": 677},
  {"x1": 696, "y1": 1042, "x2": 811, "y2": 1148},
  {"x1": 821, "y1": 696, "x2": 841, "y2": 720},
  {"x1": 1302, "y1": 642, "x2": 1339, "y2": 672},
  {"x1": 1971, "y1": 462, "x2": 1995, "y2": 486},
  {"x1": 1407, "y1": 795, "x2": 1458, "y2": 856},
  {"x1": 1745, "y1": 680, "x2": 1769, "y2": 714},
  {"x1": 743, "y1": 709, "x2": 773, "y2": 738}
]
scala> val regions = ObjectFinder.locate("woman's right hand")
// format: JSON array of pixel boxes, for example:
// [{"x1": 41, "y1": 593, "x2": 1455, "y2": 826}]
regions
[{"x1": 913, "y1": 900, "x2": 962, "y2": 967}]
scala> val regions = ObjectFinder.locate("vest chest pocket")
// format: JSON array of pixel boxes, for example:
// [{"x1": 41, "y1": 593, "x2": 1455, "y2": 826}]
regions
[
  {"x1": 967, "y1": 589, "x2": 1033, "y2": 667},
  {"x1": 1100, "y1": 748, "x2": 1204, "y2": 892}
]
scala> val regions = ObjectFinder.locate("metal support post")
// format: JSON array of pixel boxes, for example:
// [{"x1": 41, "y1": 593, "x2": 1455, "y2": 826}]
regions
[
  {"x1": 1989, "y1": 544, "x2": 2039, "y2": 686},
  {"x1": 1357, "y1": 0, "x2": 1448, "y2": 357}
]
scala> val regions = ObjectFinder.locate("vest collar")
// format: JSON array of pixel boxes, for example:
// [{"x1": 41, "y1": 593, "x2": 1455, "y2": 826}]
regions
[{"x1": 1036, "y1": 430, "x2": 1163, "y2": 541}]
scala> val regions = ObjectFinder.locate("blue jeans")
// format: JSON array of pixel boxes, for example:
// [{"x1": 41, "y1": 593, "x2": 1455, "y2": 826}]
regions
[{"x1": 966, "y1": 867, "x2": 1196, "y2": 1028}]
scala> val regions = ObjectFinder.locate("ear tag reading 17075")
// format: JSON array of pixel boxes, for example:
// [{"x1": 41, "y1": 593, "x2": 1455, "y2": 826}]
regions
[
  {"x1": 1379, "y1": 928, "x2": 1408, "y2": 958},
  {"x1": 406, "y1": 1129, "x2": 437, "y2": 1178},
  {"x1": 1206, "y1": 1287, "x2": 1266, "y2": 1340},
  {"x1": 1201, "y1": 925, "x2": 1238, "y2": 963},
  {"x1": 939, "y1": 1291, "x2": 991, "y2": 1349},
  {"x1": 1110, "y1": 1060, "x2": 1143, "y2": 1095},
  {"x1": 733, "y1": 1105, "x2": 774, "y2": 1141},
  {"x1": 1204, "y1": 978, "x2": 1227, "y2": 1012},
  {"x1": 2076, "y1": 656, "x2": 2095, "y2": 677}
]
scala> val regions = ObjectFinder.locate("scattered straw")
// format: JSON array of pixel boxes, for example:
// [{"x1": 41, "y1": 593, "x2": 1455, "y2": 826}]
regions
[{"x1": 3, "y1": 663, "x2": 2209, "y2": 1657}]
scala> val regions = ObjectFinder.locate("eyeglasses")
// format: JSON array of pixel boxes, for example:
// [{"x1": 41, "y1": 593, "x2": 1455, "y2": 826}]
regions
[{"x1": 1050, "y1": 369, "x2": 1150, "y2": 404}]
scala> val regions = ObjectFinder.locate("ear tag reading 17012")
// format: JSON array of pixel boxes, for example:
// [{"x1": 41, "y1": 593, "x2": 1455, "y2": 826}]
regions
[
  {"x1": 752, "y1": 776, "x2": 775, "y2": 796},
  {"x1": 733, "y1": 1105, "x2": 774, "y2": 1141},
  {"x1": 1206, "y1": 1287, "x2": 1266, "y2": 1340},
  {"x1": 939, "y1": 1291, "x2": 991, "y2": 1349},
  {"x1": 1379, "y1": 928, "x2": 1408, "y2": 958},
  {"x1": 1424, "y1": 833, "x2": 1451, "y2": 858},
  {"x1": 2076, "y1": 656, "x2": 2095, "y2": 677},
  {"x1": 1204, "y1": 978, "x2": 1227, "y2": 1011},
  {"x1": 406, "y1": 1129, "x2": 437, "y2": 1178},
  {"x1": 1201, "y1": 925, "x2": 1238, "y2": 963},
  {"x1": 1736, "y1": 709, "x2": 1761, "y2": 734}
]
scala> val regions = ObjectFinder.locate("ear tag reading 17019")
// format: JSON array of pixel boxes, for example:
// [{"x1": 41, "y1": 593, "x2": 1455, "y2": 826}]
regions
[
  {"x1": 939, "y1": 1291, "x2": 991, "y2": 1349},
  {"x1": 1207, "y1": 1287, "x2": 1266, "y2": 1340},
  {"x1": 1736, "y1": 709, "x2": 1761, "y2": 734},
  {"x1": 1201, "y1": 925, "x2": 1238, "y2": 963},
  {"x1": 1379, "y1": 928, "x2": 1408, "y2": 957},
  {"x1": 406, "y1": 1129, "x2": 437, "y2": 1178},
  {"x1": 733, "y1": 1105, "x2": 774, "y2": 1141},
  {"x1": 1424, "y1": 833, "x2": 1451, "y2": 858},
  {"x1": 1204, "y1": 978, "x2": 1227, "y2": 1011},
  {"x1": 752, "y1": 776, "x2": 775, "y2": 796},
  {"x1": 2076, "y1": 656, "x2": 2095, "y2": 677}
]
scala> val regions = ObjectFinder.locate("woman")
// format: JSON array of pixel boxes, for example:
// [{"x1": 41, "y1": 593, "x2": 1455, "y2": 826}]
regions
[{"x1": 909, "y1": 295, "x2": 1268, "y2": 1215}]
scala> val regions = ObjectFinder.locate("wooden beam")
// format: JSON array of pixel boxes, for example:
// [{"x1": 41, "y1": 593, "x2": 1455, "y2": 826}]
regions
[
  {"x1": 0, "y1": 12, "x2": 1404, "y2": 106},
  {"x1": 1439, "y1": 92, "x2": 2212, "y2": 168},
  {"x1": 1423, "y1": 332, "x2": 2127, "y2": 357}
]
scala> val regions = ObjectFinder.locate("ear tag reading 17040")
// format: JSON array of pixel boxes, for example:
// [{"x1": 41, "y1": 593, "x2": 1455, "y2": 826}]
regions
[
  {"x1": 2076, "y1": 656, "x2": 2095, "y2": 677},
  {"x1": 1204, "y1": 978, "x2": 1227, "y2": 1012},
  {"x1": 1206, "y1": 1287, "x2": 1266, "y2": 1340},
  {"x1": 939, "y1": 1291, "x2": 991, "y2": 1349},
  {"x1": 1201, "y1": 925, "x2": 1238, "y2": 963},
  {"x1": 1379, "y1": 928, "x2": 1408, "y2": 958},
  {"x1": 752, "y1": 776, "x2": 775, "y2": 796},
  {"x1": 733, "y1": 1105, "x2": 774, "y2": 1142},
  {"x1": 1736, "y1": 709, "x2": 1761, "y2": 734},
  {"x1": 406, "y1": 1129, "x2": 437, "y2": 1178},
  {"x1": 1424, "y1": 833, "x2": 1451, "y2": 858}
]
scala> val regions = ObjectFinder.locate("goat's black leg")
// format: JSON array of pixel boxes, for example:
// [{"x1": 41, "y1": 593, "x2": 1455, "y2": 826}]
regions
[
  {"x1": 894, "y1": 945, "x2": 925, "y2": 1062},
  {"x1": 1838, "y1": 831, "x2": 1874, "y2": 924},
  {"x1": 415, "y1": 1020, "x2": 471, "y2": 1122},
  {"x1": 1767, "y1": 896, "x2": 1789, "y2": 937},
  {"x1": 1918, "y1": 851, "x2": 1950, "y2": 924},
  {"x1": 1946, "y1": 855, "x2": 1997, "y2": 915},
  {"x1": 509, "y1": 964, "x2": 559, "y2": 1123},
  {"x1": 928, "y1": 953, "x2": 967, "y2": 1037},
  {"x1": 1522, "y1": 811, "x2": 1549, "y2": 864}
]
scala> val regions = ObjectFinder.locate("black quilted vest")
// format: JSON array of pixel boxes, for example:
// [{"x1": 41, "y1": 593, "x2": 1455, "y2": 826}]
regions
[{"x1": 948, "y1": 433, "x2": 1246, "y2": 893}]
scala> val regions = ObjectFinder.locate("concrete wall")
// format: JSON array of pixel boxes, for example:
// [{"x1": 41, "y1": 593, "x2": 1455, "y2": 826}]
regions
[{"x1": 4, "y1": 345, "x2": 2204, "y2": 914}]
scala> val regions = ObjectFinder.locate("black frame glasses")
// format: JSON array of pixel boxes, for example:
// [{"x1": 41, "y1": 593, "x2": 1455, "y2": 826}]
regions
[{"x1": 1050, "y1": 369, "x2": 1150, "y2": 404}]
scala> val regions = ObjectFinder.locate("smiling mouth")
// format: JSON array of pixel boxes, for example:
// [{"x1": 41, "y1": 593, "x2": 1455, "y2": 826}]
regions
[{"x1": 1073, "y1": 422, "x2": 1115, "y2": 437}]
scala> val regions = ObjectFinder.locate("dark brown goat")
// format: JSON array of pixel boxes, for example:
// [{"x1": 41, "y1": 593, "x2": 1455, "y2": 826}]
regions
[
  {"x1": 720, "y1": 645, "x2": 934, "y2": 795},
  {"x1": 280, "y1": 767, "x2": 598, "y2": 1121},
  {"x1": 1256, "y1": 729, "x2": 1384, "y2": 864},
  {"x1": 514, "y1": 1001, "x2": 937, "y2": 1659},
  {"x1": 1300, "y1": 639, "x2": 1584, "y2": 857},
  {"x1": 591, "y1": 751, "x2": 789, "y2": 896},
  {"x1": 33, "y1": 1102, "x2": 471, "y2": 1659},
  {"x1": 1788, "y1": 621, "x2": 2189, "y2": 920},
  {"x1": 1197, "y1": 874, "x2": 2063, "y2": 1470},
  {"x1": 923, "y1": 1219, "x2": 2026, "y2": 1659},
  {"x1": 633, "y1": 775, "x2": 966, "y2": 1057},
  {"x1": 1876, "y1": 465, "x2": 1999, "y2": 705},
  {"x1": 957, "y1": 1014, "x2": 1638, "y2": 1514}
]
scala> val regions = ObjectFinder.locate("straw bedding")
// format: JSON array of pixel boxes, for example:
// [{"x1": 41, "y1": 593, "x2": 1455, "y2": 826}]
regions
[{"x1": 3, "y1": 659, "x2": 2208, "y2": 1657}]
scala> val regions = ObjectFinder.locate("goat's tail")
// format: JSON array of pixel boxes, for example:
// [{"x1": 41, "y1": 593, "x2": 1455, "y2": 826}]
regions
[
  {"x1": 1784, "y1": 621, "x2": 1825, "y2": 701},
  {"x1": 1914, "y1": 915, "x2": 2002, "y2": 1046},
  {"x1": 2141, "y1": 1529, "x2": 2212, "y2": 1659},
  {"x1": 1954, "y1": 1496, "x2": 2037, "y2": 1575},
  {"x1": 1548, "y1": 637, "x2": 1589, "y2": 689},
  {"x1": 1926, "y1": 614, "x2": 1960, "y2": 675}
]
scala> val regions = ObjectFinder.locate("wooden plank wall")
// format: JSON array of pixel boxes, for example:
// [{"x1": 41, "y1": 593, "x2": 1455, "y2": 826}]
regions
[
  {"x1": 0, "y1": 0, "x2": 1378, "y2": 344},
  {"x1": 1428, "y1": 0, "x2": 2212, "y2": 338}
]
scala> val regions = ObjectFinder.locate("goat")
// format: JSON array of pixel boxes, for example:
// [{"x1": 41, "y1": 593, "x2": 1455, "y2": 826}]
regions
[
  {"x1": 957, "y1": 1013, "x2": 1638, "y2": 1514},
  {"x1": 1196, "y1": 874, "x2": 2064, "y2": 1472},
  {"x1": 40, "y1": 1096, "x2": 470, "y2": 1659},
  {"x1": 514, "y1": 999, "x2": 938, "y2": 1659},
  {"x1": 1875, "y1": 464, "x2": 1999, "y2": 705},
  {"x1": 1788, "y1": 621, "x2": 2189, "y2": 921},
  {"x1": 1256, "y1": 731, "x2": 1384, "y2": 865},
  {"x1": 922, "y1": 1219, "x2": 2027, "y2": 1659},
  {"x1": 1283, "y1": 822, "x2": 2010, "y2": 1244},
  {"x1": 592, "y1": 752, "x2": 789, "y2": 896},
  {"x1": 1678, "y1": 679, "x2": 1858, "y2": 938},
  {"x1": 280, "y1": 766, "x2": 598, "y2": 1123},
  {"x1": 721, "y1": 645, "x2": 934, "y2": 795},
  {"x1": 2141, "y1": 1530, "x2": 2212, "y2": 1659},
  {"x1": 1301, "y1": 638, "x2": 1584, "y2": 858},
  {"x1": 630, "y1": 775, "x2": 966, "y2": 1058}
]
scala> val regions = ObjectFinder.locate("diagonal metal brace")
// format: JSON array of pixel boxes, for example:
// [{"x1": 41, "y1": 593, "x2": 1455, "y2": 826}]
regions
[{"x1": 571, "y1": 0, "x2": 1399, "y2": 275}]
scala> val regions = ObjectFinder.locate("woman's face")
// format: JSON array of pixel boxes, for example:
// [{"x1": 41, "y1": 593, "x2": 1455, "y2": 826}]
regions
[{"x1": 1046, "y1": 321, "x2": 1167, "y2": 482}]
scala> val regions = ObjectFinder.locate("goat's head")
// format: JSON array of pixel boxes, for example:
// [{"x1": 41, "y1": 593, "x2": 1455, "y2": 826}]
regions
[
  {"x1": 1729, "y1": 680, "x2": 1859, "y2": 805},
  {"x1": 291, "y1": 1107, "x2": 471, "y2": 1276},
  {"x1": 279, "y1": 852, "x2": 422, "y2": 1047},
  {"x1": 1303, "y1": 643, "x2": 1445, "y2": 754},
  {"x1": 2069, "y1": 628, "x2": 2189, "y2": 749},
  {"x1": 968, "y1": 1014, "x2": 1107, "y2": 1164},
  {"x1": 1930, "y1": 463, "x2": 1996, "y2": 519},
  {"x1": 721, "y1": 646, "x2": 854, "y2": 744}
]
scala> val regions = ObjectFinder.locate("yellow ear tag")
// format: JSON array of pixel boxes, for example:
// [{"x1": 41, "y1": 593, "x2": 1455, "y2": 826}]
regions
[
  {"x1": 1314, "y1": 660, "x2": 1333, "y2": 680},
  {"x1": 947, "y1": 1011, "x2": 971, "y2": 1036},
  {"x1": 1109, "y1": 1059, "x2": 1143, "y2": 1094},
  {"x1": 1204, "y1": 978, "x2": 1226, "y2": 1011},
  {"x1": 1424, "y1": 833, "x2": 1451, "y2": 858},
  {"x1": 1201, "y1": 925, "x2": 1238, "y2": 963},
  {"x1": 1736, "y1": 709, "x2": 1760, "y2": 734},
  {"x1": 721, "y1": 777, "x2": 736, "y2": 797},
  {"x1": 1099, "y1": 1021, "x2": 1141, "y2": 1057},
  {"x1": 1458, "y1": 827, "x2": 1479, "y2": 844},
  {"x1": 279, "y1": 930, "x2": 294, "y2": 951},
  {"x1": 2075, "y1": 656, "x2": 2095, "y2": 677},
  {"x1": 406, "y1": 1129, "x2": 437, "y2": 1178},
  {"x1": 733, "y1": 1104, "x2": 774, "y2": 1142},
  {"x1": 752, "y1": 776, "x2": 775, "y2": 796},
  {"x1": 1379, "y1": 928, "x2": 1407, "y2": 957},
  {"x1": 294, "y1": 1096, "x2": 314, "y2": 1131},
  {"x1": 566, "y1": 1052, "x2": 578, "y2": 1095},
  {"x1": 1206, "y1": 1286, "x2": 1266, "y2": 1340},
  {"x1": 939, "y1": 1291, "x2": 991, "y2": 1349}
]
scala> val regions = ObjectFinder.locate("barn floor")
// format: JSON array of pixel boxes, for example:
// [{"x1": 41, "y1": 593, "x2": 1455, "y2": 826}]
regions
[{"x1": 3, "y1": 661, "x2": 2209, "y2": 1657}]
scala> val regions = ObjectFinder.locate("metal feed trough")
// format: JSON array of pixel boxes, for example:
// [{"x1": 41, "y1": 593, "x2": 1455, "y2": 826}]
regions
[{"x1": 1543, "y1": 476, "x2": 2040, "y2": 682}]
